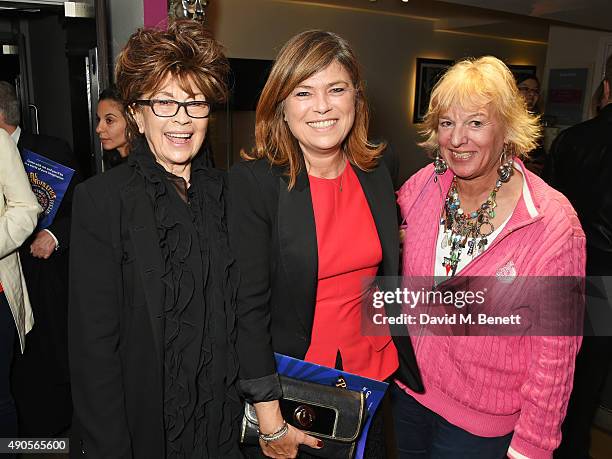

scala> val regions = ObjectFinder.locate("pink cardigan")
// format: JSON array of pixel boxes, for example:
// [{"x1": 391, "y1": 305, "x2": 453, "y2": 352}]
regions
[{"x1": 396, "y1": 161, "x2": 585, "y2": 459}]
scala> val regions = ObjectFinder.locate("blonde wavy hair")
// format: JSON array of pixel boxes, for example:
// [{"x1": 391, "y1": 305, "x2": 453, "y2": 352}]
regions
[{"x1": 419, "y1": 56, "x2": 541, "y2": 158}]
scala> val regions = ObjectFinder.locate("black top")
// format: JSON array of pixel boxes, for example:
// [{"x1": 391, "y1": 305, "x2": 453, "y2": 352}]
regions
[
  {"x1": 544, "y1": 104, "x2": 612, "y2": 275},
  {"x1": 69, "y1": 139, "x2": 241, "y2": 458},
  {"x1": 103, "y1": 148, "x2": 127, "y2": 170}
]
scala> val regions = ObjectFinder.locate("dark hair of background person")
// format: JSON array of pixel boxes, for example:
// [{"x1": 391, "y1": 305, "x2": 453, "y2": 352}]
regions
[
  {"x1": 591, "y1": 56, "x2": 612, "y2": 116},
  {"x1": 97, "y1": 85, "x2": 130, "y2": 168},
  {"x1": 516, "y1": 74, "x2": 541, "y2": 87},
  {"x1": 114, "y1": 20, "x2": 230, "y2": 141},
  {"x1": 0, "y1": 80, "x2": 21, "y2": 126},
  {"x1": 98, "y1": 86, "x2": 122, "y2": 105},
  {"x1": 248, "y1": 29, "x2": 385, "y2": 189}
]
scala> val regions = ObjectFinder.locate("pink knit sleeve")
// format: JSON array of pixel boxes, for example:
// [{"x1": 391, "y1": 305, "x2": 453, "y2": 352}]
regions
[
  {"x1": 397, "y1": 174, "x2": 416, "y2": 216},
  {"x1": 509, "y1": 234, "x2": 585, "y2": 459},
  {"x1": 397, "y1": 165, "x2": 433, "y2": 221}
]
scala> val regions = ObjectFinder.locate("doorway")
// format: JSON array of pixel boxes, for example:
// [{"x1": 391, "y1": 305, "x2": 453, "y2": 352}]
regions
[{"x1": 0, "y1": 1, "x2": 100, "y2": 177}]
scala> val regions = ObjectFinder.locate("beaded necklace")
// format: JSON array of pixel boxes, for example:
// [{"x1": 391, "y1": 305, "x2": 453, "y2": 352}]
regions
[{"x1": 440, "y1": 176, "x2": 503, "y2": 276}]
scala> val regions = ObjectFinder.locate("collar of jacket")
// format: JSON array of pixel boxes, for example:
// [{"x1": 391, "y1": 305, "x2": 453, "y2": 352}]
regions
[
  {"x1": 275, "y1": 156, "x2": 398, "y2": 332},
  {"x1": 278, "y1": 159, "x2": 309, "y2": 191},
  {"x1": 598, "y1": 103, "x2": 612, "y2": 122},
  {"x1": 434, "y1": 158, "x2": 543, "y2": 237}
]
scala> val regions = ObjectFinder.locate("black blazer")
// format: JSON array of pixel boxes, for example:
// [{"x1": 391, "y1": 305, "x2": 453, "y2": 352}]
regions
[
  {"x1": 12, "y1": 131, "x2": 80, "y2": 435},
  {"x1": 69, "y1": 165, "x2": 167, "y2": 458},
  {"x1": 228, "y1": 159, "x2": 422, "y2": 402}
]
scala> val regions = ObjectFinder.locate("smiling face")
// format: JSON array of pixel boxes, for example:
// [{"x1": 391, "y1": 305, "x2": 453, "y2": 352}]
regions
[
  {"x1": 517, "y1": 78, "x2": 540, "y2": 111},
  {"x1": 133, "y1": 74, "x2": 208, "y2": 175},
  {"x1": 437, "y1": 104, "x2": 507, "y2": 184},
  {"x1": 96, "y1": 99, "x2": 128, "y2": 155},
  {"x1": 282, "y1": 61, "x2": 356, "y2": 161}
]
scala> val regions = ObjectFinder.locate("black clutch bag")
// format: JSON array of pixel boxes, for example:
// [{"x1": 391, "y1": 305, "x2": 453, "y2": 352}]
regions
[{"x1": 241, "y1": 375, "x2": 366, "y2": 458}]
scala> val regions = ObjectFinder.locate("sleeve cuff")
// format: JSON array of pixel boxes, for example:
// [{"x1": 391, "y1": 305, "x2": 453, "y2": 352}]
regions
[
  {"x1": 508, "y1": 436, "x2": 553, "y2": 459},
  {"x1": 238, "y1": 373, "x2": 283, "y2": 403},
  {"x1": 43, "y1": 228, "x2": 59, "y2": 250}
]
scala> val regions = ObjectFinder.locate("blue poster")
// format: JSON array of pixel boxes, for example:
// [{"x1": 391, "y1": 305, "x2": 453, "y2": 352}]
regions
[
  {"x1": 21, "y1": 149, "x2": 75, "y2": 230},
  {"x1": 274, "y1": 353, "x2": 388, "y2": 459}
]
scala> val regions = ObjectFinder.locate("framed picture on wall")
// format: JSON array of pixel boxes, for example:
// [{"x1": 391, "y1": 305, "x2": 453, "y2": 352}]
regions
[
  {"x1": 544, "y1": 68, "x2": 589, "y2": 126},
  {"x1": 508, "y1": 64, "x2": 537, "y2": 83},
  {"x1": 413, "y1": 58, "x2": 454, "y2": 123}
]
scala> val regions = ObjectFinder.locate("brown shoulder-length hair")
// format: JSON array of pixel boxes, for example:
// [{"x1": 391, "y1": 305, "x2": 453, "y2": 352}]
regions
[
  {"x1": 115, "y1": 20, "x2": 229, "y2": 141},
  {"x1": 249, "y1": 30, "x2": 384, "y2": 189}
]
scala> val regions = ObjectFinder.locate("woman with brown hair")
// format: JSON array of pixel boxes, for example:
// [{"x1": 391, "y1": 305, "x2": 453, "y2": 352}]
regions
[
  {"x1": 229, "y1": 30, "x2": 422, "y2": 458},
  {"x1": 69, "y1": 21, "x2": 241, "y2": 458}
]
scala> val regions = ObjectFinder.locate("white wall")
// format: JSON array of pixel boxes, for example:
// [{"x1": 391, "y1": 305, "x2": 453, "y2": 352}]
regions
[
  {"x1": 544, "y1": 26, "x2": 612, "y2": 122},
  {"x1": 211, "y1": 0, "x2": 547, "y2": 180},
  {"x1": 108, "y1": 0, "x2": 144, "y2": 63}
]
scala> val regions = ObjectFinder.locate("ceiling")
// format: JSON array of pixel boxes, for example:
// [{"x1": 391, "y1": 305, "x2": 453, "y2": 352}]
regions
[
  {"x1": 2, "y1": 1, "x2": 609, "y2": 43},
  {"x1": 444, "y1": 0, "x2": 612, "y2": 31},
  {"x1": 281, "y1": 0, "x2": 612, "y2": 43}
]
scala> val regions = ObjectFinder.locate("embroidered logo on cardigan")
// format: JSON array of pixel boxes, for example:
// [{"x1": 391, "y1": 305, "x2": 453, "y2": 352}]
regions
[{"x1": 496, "y1": 260, "x2": 517, "y2": 281}]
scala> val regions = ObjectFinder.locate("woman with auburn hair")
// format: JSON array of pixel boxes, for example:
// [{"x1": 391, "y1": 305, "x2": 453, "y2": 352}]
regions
[
  {"x1": 229, "y1": 30, "x2": 422, "y2": 458},
  {"x1": 69, "y1": 21, "x2": 241, "y2": 458},
  {"x1": 393, "y1": 56, "x2": 584, "y2": 458}
]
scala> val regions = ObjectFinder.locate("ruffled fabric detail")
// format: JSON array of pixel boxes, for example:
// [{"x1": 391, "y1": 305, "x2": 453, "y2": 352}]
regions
[{"x1": 129, "y1": 139, "x2": 242, "y2": 458}]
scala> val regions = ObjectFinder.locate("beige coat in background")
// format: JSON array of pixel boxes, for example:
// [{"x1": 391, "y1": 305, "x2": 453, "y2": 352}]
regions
[{"x1": 0, "y1": 128, "x2": 41, "y2": 352}]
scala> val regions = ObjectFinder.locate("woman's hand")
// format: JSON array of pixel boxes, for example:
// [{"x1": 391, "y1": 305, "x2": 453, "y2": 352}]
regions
[
  {"x1": 254, "y1": 400, "x2": 323, "y2": 458},
  {"x1": 260, "y1": 423, "x2": 322, "y2": 458}
]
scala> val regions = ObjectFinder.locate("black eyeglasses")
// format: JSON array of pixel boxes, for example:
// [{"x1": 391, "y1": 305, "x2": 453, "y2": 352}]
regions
[
  {"x1": 518, "y1": 87, "x2": 540, "y2": 96},
  {"x1": 134, "y1": 99, "x2": 211, "y2": 118}
]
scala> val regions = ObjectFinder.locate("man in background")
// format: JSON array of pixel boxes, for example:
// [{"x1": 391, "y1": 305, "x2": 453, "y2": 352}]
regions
[
  {"x1": 0, "y1": 128, "x2": 40, "y2": 442},
  {"x1": 0, "y1": 81, "x2": 79, "y2": 437},
  {"x1": 545, "y1": 55, "x2": 612, "y2": 459}
]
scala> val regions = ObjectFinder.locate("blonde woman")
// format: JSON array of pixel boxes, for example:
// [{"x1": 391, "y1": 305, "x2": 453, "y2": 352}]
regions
[{"x1": 394, "y1": 56, "x2": 585, "y2": 459}]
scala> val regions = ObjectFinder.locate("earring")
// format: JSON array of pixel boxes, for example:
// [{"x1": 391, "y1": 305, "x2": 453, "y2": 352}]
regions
[
  {"x1": 434, "y1": 149, "x2": 447, "y2": 175},
  {"x1": 498, "y1": 145, "x2": 514, "y2": 183}
]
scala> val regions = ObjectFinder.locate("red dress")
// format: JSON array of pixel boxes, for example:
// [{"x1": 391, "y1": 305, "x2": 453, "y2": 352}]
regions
[{"x1": 304, "y1": 163, "x2": 398, "y2": 381}]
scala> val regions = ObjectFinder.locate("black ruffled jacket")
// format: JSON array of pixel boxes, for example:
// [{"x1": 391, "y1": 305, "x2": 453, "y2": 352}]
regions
[{"x1": 69, "y1": 139, "x2": 242, "y2": 458}]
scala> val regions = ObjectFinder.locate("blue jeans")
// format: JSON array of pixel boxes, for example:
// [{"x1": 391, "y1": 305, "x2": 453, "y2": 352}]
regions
[{"x1": 390, "y1": 383, "x2": 512, "y2": 459}]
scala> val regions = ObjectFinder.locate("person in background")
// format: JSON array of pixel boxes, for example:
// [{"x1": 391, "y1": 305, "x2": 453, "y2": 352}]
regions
[
  {"x1": 516, "y1": 75, "x2": 546, "y2": 175},
  {"x1": 545, "y1": 54, "x2": 612, "y2": 459},
  {"x1": 395, "y1": 56, "x2": 584, "y2": 458},
  {"x1": 0, "y1": 80, "x2": 79, "y2": 437},
  {"x1": 517, "y1": 75, "x2": 541, "y2": 114},
  {"x1": 96, "y1": 86, "x2": 130, "y2": 169},
  {"x1": 69, "y1": 20, "x2": 241, "y2": 458},
  {"x1": 0, "y1": 128, "x2": 41, "y2": 438},
  {"x1": 229, "y1": 30, "x2": 422, "y2": 459}
]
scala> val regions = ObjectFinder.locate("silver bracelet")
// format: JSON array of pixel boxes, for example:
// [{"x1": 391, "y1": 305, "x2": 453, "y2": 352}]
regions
[{"x1": 258, "y1": 420, "x2": 289, "y2": 445}]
